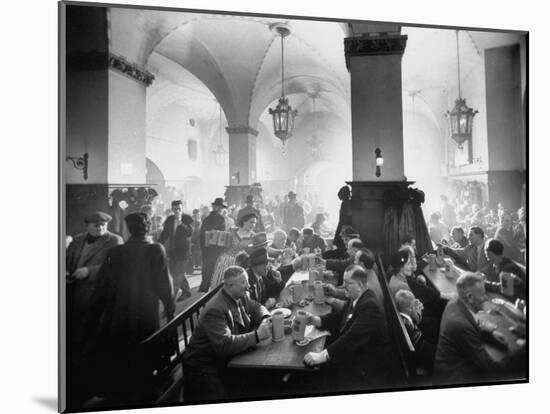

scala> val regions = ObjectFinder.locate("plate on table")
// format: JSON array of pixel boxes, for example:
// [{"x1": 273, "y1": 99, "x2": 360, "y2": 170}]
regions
[
  {"x1": 271, "y1": 308, "x2": 291, "y2": 319},
  {"x1": 295, "y1": 338, "x2": 311, "y2": 347}
]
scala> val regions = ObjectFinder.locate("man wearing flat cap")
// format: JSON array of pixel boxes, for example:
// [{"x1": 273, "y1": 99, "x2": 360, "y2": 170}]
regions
[
  {"x1": 66, "y1": 212, "x2": 123, "y2": 332},
  {"x1": 65, "y1": 211, "x2": 122, "y2": 406},
  {"x1": 199, "y1": 198, "x2": 228, "y2": 292}
]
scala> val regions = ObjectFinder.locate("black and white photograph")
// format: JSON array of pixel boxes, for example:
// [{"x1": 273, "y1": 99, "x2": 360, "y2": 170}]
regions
[
  {"x1": 5, "y1": 0, "x2": 547, "y2": 413},
  {"x1": 57, "y1": 1, "x2": 532, "y2": 411}
]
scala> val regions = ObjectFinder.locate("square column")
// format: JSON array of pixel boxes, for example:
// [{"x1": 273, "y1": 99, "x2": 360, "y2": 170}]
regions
[
  {"x1": 345, "y1": 33, "x2": 408, "y2": 181},
  {"x1": 226, "y1": 125, "x2": 258, "y2": 186}
]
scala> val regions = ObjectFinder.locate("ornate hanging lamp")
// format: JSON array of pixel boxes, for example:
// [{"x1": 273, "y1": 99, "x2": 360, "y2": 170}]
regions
[
  {"x1": 446, "y1": 30, "x2": 478, "y2": 149},
  {"x1": 213, "y1": 103, "x2": 228, "y2": 165},
  {"x1": 268, "y1": 23, "x2": 298, "y2": 153}
]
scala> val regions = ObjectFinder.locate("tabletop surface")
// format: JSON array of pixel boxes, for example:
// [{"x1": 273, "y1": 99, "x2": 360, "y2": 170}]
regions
[{"x1": 228, "y1": 282, "x2": 333, "y2": 371}]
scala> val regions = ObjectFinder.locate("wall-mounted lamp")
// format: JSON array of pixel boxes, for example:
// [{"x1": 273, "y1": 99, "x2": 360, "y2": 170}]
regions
[
  {"x1": 375, "y1": 148, "x2": 384, "y2": 178},
  {"x1": 66, "y1": 153, "x2": 88, "y2": 180},
  {"x1": 231, "y1": 171, "x2": 240, "y2": 184}
]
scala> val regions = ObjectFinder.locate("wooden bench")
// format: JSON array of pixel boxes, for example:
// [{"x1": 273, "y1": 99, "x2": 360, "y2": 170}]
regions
[
  {"x1": 137, "y1": 284, "x2": 223, "y2": 404},
  {"x1": 375, "y1": 253, "x2": 416, "y2": 381}
]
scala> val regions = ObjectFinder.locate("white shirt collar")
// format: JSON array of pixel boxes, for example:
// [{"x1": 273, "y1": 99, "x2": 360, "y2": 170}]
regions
[{"x1": 399, "y1": 312, "x2": 413, "y2": 324}]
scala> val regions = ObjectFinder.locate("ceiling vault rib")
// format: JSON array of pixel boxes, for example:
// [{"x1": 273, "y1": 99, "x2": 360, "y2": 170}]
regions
[{"x1": 248, "y1": 34, "x2": 278, "y2": 128}]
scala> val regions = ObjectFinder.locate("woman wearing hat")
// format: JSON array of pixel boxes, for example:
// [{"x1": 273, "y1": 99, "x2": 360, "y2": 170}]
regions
[{"x1": 208, "y1": 212, "x2": 269, "y2": 289}]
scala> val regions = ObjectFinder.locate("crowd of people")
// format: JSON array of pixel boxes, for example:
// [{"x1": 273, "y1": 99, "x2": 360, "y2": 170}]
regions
[
  {"x1": 428, "y1": 195, "x2": 526, "y2": 264},
  {"x1": 65, "y1": 187, "x2": 527, "y2": 407}
]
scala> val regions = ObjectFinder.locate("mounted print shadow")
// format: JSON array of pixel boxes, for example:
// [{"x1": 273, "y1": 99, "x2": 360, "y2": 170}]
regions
[{"x1": 59, "y1": 0, "x2": 528, "y2": 412}]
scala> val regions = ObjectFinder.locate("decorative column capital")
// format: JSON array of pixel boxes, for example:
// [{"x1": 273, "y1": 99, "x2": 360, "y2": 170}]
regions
[
  {"x1": 344, "y1": 34, "x2": 408, "y2": 71},
  {"x1": 225, "y1": 125, "x2": 259, "y2": 136},
  {"x1": 108, "y1": 53, "x2": 155, "y2": 87}
]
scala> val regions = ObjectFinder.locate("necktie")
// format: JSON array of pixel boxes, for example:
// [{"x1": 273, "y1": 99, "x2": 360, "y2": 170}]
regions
[
  {"x1": 340, "y1": 303, "x2": 354, "y2": 333},
  {"x1": 235, "y1": 299, "x2": 251, "y2": 330}
]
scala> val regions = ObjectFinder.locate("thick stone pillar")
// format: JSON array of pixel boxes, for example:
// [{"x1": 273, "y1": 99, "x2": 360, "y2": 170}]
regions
[
  {"x1": 345, "y1": 32, "x2": 408, "y2": 181},
  {"x1": 485, "y1": 44, "x2": 525, "y2": 210},
  {"x1": 344, "y1": 29, "x2": 412, "y2": 256},
  {"x1": 225, "y1": 125, "x2": 258, "y2": 205},
  {"x1": 108, "y1": 54, "x2": 153, "y2": 184}
]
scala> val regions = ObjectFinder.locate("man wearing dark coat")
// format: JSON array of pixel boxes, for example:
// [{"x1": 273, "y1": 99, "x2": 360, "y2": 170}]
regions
[
  {"x1": 303, "y1": 265, "x2": 402, "y2": 390},
  {"x1": 433, "y1": 272, "x2": 525, "y2": 384},
  {"x1": 158, "y1": 200, "x2": 193, "y2": 300},
  {"x1": 282, "y1": 191, "x2": 305, "y2": 232},
  {"x1": 182, "y1": 266, "x2": 272, "y2": 401},
  {"x1": 65, "y1": 211, "x2": 123, "y2": 407},
  {"x1": 199, "y1": 198, "x2": 228, "y2": 292},
  {"x1": 81, "y1": 212, "x2": 175, "y2": 400},
  {"x1": 66, "y1": 212, "x2": 123, "y2": 340}
]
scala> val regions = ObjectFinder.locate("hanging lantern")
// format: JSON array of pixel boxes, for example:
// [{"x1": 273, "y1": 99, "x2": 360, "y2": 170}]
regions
[
  {"x1": 446, "y1": 30, "x2": 478, "y2": 149},
  {"x1": 268, "y1": 23, "x2": 297, "y2": 151},
  {"x1": 447, "y1": 98, "x2": 478, "y2": 148}
]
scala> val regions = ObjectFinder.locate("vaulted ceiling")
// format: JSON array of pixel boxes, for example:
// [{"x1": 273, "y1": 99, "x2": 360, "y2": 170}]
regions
[{"x1": 109, "y1": 7, "x2": 525, "y2": 145}]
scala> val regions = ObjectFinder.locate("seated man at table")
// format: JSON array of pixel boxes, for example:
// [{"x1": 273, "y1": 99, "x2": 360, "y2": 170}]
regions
[
  {"x1": 433, "y1": 272, "x2": 523, "y2": 384},
  {"x1": 483, "y1": 239, "x2": 526, "y2": 299},
  {"x1": 395, "y1": 289, "x2": 436, "y2": 373},
  {"x1": 247, "y1": 248, "x2": 285, "y2": 309},
  {"x1": 303, "y1": 265, "x2": 402, "y2": 390},
  {"x1": 324, "y1": 248, "x2": 383, "y2": 305},
  {"x1": 318, "y1": 238, "x2": 364, "y2": 286},
  {"x1": 450, "y1": 226, "x2": 469, "y2": 248},
  {"x1": 182, "y1": 266, "x2": 272, "y2": 401},
  {"x1": 301, "y1": 227, "x2": 327, "y2": 253},
  {"x1": 441, "y1": 226, "x2": 490, "y2": 272},
  {"x1": 321, "y1": 225, "x2": 360, "y2": 260}
]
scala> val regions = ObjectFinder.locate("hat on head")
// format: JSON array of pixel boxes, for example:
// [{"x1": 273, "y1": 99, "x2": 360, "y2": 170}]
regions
[
  {"x1": 288, "y1": 191, "x2": 297, "y2": 199},
  {"x1": 84, "y1": 211, "x2": 112, "y2": 224},
  {"x1": 192, "y1": 209, "x2": 199, "y2": 215},
  {"x1": 211, "y1": 198, "x2": 228, "y2": 208},
  {"x1": 249, "y1": 247, "x2": 268, "y2": 267},
  {"x1": 171, "y1": 200, "x2": 183, "y2": 208},
  {"x1": 181, "y1": 213, "x2": 194, "y2": 226},
  {"x1": 390, "y1": 251, "x2": 409, "y2": 270},
  {"x1": 124, "y1": 212, "x2": 149, "y2": 227},
  {"x1": 248, "y1": 232, "x2": 268, "y2": 249},
  {"x1": 246, "y1": 194, "x2": 254, "y2": 204}
]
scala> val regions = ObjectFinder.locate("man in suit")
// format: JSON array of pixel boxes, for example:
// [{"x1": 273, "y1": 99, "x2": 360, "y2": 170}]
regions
[
  {"x1": 65, "y1": 211, "x2": 123, "y2": 407},
  {"x1": 66, "y1": 212, "x2": 123, "y2": 336},
  {"x1": 303, "y1": 265, "x2": 402, "y2": 390},
  {"x1": 247, "y1": 248, "x2": 285, "y2": 309},
  {"x1": 319, "y1": 238, "x2": 364, "y2": 286},
  {"x1": 182, "y1": 266, "x2": 272, "y2": 401},
  {"x1": 157, "y1": 199, "x2": 183, "y2": 247},
  {"x1": 301, "y1": 227, "x2": 327, "y2": 254},
  {"x1": 282, "y1": 191, "x2": 305, "y2": 232},
  {"x1": 433, "y1": 272, "x2": 522, "y2": 384},
  {"x1": 236, "y1": 194, "x2": 265, "y2": 232},
  {"x1": 442, "y1": 226, "x2": 490, "y2": 272},
  {"x1": 199, "y1": 198, "x2": 228, "y2": 292},
  {"x1": 158, "y1": 200, "x2": 193, "y2": 301}
]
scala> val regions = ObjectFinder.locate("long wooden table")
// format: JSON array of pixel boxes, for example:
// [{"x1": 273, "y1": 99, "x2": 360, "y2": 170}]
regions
[
  {"x1": 228, "y1": 272, "x2": 333, "y2": 371},
  {"x1": 423, "y1": 264, "x2": 526, "y2": 362}
]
